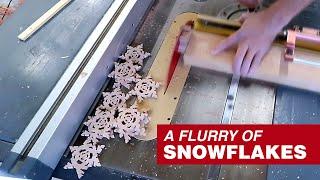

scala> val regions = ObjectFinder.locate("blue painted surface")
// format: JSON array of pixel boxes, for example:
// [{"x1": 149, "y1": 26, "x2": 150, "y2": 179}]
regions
[
  {"x1": 267, "y1": 2, "x2": 320, "y2": 179},
  {"x1": 0, "y1": 0, "x2": 114, "y2": 143},
  {"x1": 0, "y1": 140, "x2": 12, "y2": 162},
  {"x1": 268, "y1": 87, "x2": 320, "y2": 180}
]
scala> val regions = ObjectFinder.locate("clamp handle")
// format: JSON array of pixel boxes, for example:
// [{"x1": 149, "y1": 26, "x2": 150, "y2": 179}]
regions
[
  {"x1": 284, "y1": 30, "x2": 297, "y2": 62},
  {"x1": 284, "y1": 27, "x2": 320, "y2": 62}
]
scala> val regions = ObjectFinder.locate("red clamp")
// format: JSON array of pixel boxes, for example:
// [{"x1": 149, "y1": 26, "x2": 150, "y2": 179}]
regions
[{"x1": 284, "y1": 27, "x2": 320, "y2": 62}]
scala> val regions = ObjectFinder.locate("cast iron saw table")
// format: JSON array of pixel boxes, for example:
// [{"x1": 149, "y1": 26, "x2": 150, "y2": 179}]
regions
[{"x1": 1, "y1": 0, "x2": 320, "y2": 179}]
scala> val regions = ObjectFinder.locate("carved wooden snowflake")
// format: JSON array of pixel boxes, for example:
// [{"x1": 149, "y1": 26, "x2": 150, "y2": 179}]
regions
[
  {"x1": 65, "y1": 43, "x2": 157, "y2": 179},
  {"x1": 64, "y1": 144, "x2": 105, "y2": 179},
  {"x1": 129, "y1": 76, "x2": 160, "y2": 102},
  {"x1": 108, "y1": 62, "x2": 141, "y2": 89},
  {"x1": 100, "y1": 88, "x2": 128, "y2": 111},
  {"x1": 113, "y1": 103, "x2": 150, "y2": 143},
  {"x1": 119, "y1": 44, "x2": 151, "y2": 66},
  {"x1": 82, "y1": 109, "x2": 115, "y2": 145}
]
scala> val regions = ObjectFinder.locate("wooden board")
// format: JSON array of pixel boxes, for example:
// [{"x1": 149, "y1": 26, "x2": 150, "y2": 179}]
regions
[
  {"x1": 136, "y1": 13, "x2": 198, "y2": 141},
  {"x1": 18, "y1": 0, "x2": 72, "y2": 41},
  {"x1": 184, "y1": 31, "x2": 320, "y2": 93}
]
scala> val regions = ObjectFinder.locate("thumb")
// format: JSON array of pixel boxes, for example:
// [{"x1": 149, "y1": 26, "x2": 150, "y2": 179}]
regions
[
  {"x1": 239, "y1": 12, "x2": 251, "y2": 24},
  {"x1": 212, "y1": 32, "x2": 239, "y2": 55}
]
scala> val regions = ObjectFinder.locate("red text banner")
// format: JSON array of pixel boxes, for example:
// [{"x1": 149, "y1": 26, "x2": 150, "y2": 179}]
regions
[{"x1": 157, "y1": 125, "x2": 320, "y2": 164}]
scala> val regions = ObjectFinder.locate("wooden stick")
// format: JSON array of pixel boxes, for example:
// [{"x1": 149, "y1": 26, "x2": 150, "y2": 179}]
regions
[{"x1": 18, "y1": 0, "x2": 72, "y2": 41}]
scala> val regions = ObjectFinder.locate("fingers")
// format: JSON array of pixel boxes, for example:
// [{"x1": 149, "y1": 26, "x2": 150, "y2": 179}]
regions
[
  {"x1": 241, "y1": 50, "x2": 255, "y2": 76},
  {"x1": 233, "y1": 42, "x2": 248, "y2": 76},
  {"x1": 248, "y1": 51, "x2": 263, "y2": 75},
  {"x1": 239, "y1": 12, "x2": 250, "y2": 24},
  {"x1": 212, "y1": 32, "x2": 240, "y2": 55}
]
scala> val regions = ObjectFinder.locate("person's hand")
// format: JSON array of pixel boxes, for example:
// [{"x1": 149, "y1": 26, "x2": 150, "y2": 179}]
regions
[{"x1": 212, "y1": 11, "x2": 280, "y2": 76}]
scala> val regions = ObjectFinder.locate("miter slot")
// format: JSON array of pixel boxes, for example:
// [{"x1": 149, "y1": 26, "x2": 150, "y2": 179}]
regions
[{"x1": 221, "y1": 76, "x2": 240, "y2": 124}]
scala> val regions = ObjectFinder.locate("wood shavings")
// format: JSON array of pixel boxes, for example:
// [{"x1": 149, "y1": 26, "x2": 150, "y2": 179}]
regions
[
  {"x1": 64, "y1": 144, "x2": 105, "y2": 179},
  {"x1": 113, "y1": 103, "x2": 150, "y2": 143},
  {"x1": 0, "y1": 7, "x2": 14, "y2": 16},
  {"x1": 119, "y1": 44, "x2": 151, "y2": 65},
  {"x1": 0, "y1": 1, "x2": 24, "y2": 26},
  {"x1": 129, "y1": 76, "x2": 160, "y2": 102},
  {"x1": 108, "y1": 61, "x2": 141, "y2": 89},
  {"x1": 19, "y1": 0, "x2": 25, "y2": 5}
]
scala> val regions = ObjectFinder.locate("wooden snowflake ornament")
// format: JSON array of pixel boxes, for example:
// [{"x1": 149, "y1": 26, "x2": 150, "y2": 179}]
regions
[
  {"x1": 129, "y1": 76, "x2": 160, "y2": 102},
  {"x1": 119, "y1": 44, "x2": 151, "y2": 66},
  {"x1": 101, "y1": 88, "x2": 128, "y2": 111},
  {"x1": 64, "y1": 43, "x2": 157, "y2": 179},
  {"x1": 81, "y1": 110, "x2": 115, "y2": 145},
  {"x1": 113, "y1": 103, "x2": 150, "y2": 143},
  {"x1": 64, "y1": 144, "x2": 105, "y2": 179},
  {"x1": 108, "y1": 61, "x2": 141, "y2": 89}
]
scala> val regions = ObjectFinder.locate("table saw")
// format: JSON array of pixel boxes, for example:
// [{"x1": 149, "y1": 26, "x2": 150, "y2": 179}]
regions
[{"x1": 1, "y1": 0, "x2": 320, "y2": 179}]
